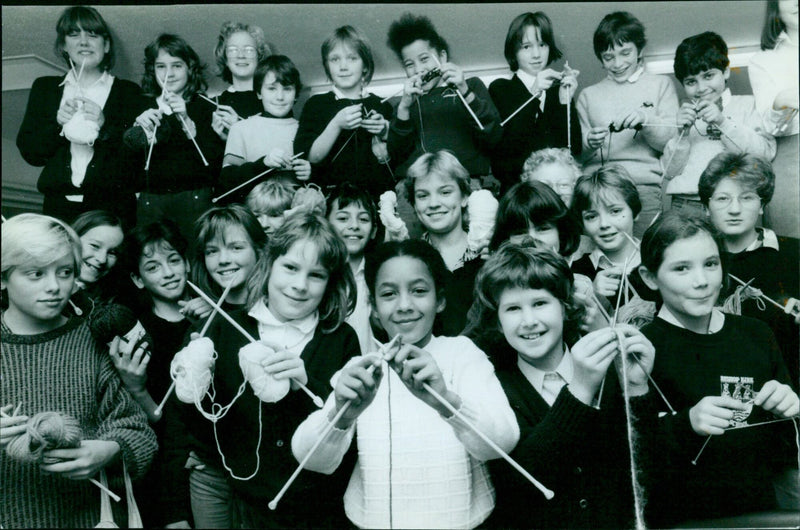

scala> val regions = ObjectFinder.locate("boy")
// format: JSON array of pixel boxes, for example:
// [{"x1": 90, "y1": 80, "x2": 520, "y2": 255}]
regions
[
  {"x1": 245, "y1": 179, "x2": 296, "y2": 236},
  {"x1": 698, "y1": 152, "x2": 799, "y2": 386},
  {"x1": 326, "y1": 182, "x2": 379, "y2": 352},
  {"x1": 219, "y1": 54, "x2": 311, "y2": 204},
  {"x1": 664, "y1": 32, "x2": 776, "y2": 217},
  {"x1": 1, "y1": 213, "x2": 156, "y2": 528},
  {"x1": 577, "y1": 11, "x2": 679, "y2": 237}
]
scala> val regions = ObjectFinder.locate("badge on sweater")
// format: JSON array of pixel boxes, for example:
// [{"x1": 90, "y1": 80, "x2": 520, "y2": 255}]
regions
[{"x1": 720, "y1": 375, "x2": 756, "y2": 427}]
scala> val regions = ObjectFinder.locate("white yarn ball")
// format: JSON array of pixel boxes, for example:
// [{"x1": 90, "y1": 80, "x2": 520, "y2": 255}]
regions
[
  {"x1": 171, "y1": 337, "x2": 215, "y2": 403},
  {"x1": 238, "y1": 342, "x2": 291, "y2": 403},
  {"x1": 466, "y1": 189, "x2": 498, "y2": 253},
  {"x1": 62, "y1": 112, "x2": 100, "y2": 145}
]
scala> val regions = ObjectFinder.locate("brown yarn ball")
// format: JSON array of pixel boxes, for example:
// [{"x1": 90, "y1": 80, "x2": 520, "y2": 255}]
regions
[{"x1": 5, "y1": 411, "x2": 82, "y2": 463}]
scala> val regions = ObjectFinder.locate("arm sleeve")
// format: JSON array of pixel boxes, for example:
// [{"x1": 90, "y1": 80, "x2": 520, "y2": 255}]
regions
[
  {"x1": 641, "y1": 77, "x2": 680, "y2": 152},
  {"x1": 748, "y1": 54, "x2": 797, "y2": 136},
  {"x1": 660, "y1": 134, "x2": 691, "y2": 179},
  {"x1": 576, "y1": 89, "x2": 601, "y2": 164},
  {"x1": 16, "y1": 77, "x2": 65, "y2": 167},
  {"x1": 465, "y1": 78, "x2": 503, "y2": 149},
  {"x1": 93, "y1": 351, "x2": 158, "y2": 480},
  {"x1": 718, "y1": 98, "x2": 777, "y2": 160},
  {"x1": 442, "y1": 338, "x2": 520, "y2": 461}
]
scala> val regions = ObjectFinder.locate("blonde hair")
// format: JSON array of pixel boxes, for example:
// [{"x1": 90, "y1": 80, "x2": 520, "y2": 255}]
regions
[
  {"x1": 246, "y1": 180, "x2": 296, "y2": 215},
  {"x1": 2, "y1": 213, "x2": 81, "y2": 280},
  {"x1": 521, "y1": 147, "x2": 582, "y2": 184}
]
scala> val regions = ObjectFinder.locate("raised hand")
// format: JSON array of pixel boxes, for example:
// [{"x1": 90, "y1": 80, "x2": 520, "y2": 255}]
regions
[{"x1": 331, "y1": 355, "x2": 384, "y2": 428}]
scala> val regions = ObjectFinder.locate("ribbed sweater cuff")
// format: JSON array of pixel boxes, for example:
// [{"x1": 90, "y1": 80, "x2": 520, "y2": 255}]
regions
[{"x1": 548, "y1": 388, "x2": 599, "y2": 434}]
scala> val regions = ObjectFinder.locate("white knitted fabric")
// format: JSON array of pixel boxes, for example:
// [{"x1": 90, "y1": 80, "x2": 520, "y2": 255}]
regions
[
  {"x1": 378, "y1": 191, "x2": 409, "y2": 241},
  {"x1": 466, "y1": 190, "x2": 498, "y2": 254}
]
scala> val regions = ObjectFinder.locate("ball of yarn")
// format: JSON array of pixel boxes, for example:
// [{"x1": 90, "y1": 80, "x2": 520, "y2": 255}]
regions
[
  {"x1": 617, "y1": 297, "x2": 656, "y2": 329},
  {"x1": 171, "y1": 337, "x2": 215, "y2": 403},
  {"x1": 466, "y1": 189, "x2": 499, "y2": 253},
  {"x1": 378, "y1": 191, "x2": 409, "y2": 241},
  {"x1": 156, "y1": 93, "x2": 173, "y2": 116},
  {"x1": 238, "y1": 342, "x2": 291, "y2": 403},
  {"x1": 87, "y1": 302, "x2": 149, "y2": 351},
  {"x1": 63, "y1": 111, "x2": 100, "y2": 146},
  {"x1": 290, "y1": 184, "x2": 327, "y2": 217},
  {"x1": 5, "y1": 411, "x2": 82, "y2": 464}
]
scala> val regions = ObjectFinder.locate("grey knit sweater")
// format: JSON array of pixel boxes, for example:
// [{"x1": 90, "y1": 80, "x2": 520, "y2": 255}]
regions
[{"x1": 1, "y1": 315, "x2": 158, "y2": 528}]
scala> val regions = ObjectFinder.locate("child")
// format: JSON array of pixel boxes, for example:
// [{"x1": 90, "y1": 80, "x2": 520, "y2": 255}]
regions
[
  {"x1": 569, "y1": 165, "x2": 655, "y2": 307},
  {"x1": 166, "y1": 212, "x2": 358, "y2": 528},
  {"x1": 470, "y1": 241, "x2": 657, "y2": 529},
  {"x1": 386, "y1": 13, "x2": 502, "y2": 190},
  {"x1": 124, "y1": 34, "x2": 224, "y2": 241},
  {"x1": 577, "y1": 11, "x2": 679, "y2": 237},
  {"x1": 405, "y1": 150, "x2": 483, "y2": 335},
  {"x1": 327, "y1": 182, "x2": 379, "y2": 353},
  {"x1": 698, "y1": 152, "x2": 799, "y2": 386},
  {"x1": 1, "y1": 213, "x2": 157, "y2": 528},
  {"x1": 638, "y1": 212, "x2": 799, "y2": 525},
  {"x1": 750, "y1": 0, "x2": 799, "y2": 238},
  {"x1": 69, "y1": 209, "x2": 126, "y2": 316},
  {"x1": 663, "y1": 31, "x2": 776, "y2": 217},
  {"x1": 489, "y1": 12, "x2": 582, "y2": 192},
  {"x1": 220, "y1": 55, "x2": 311, "y2": 203},
  {"x1": 291, "y1": 239, "x2": 519, "y2": 529},
  {"x1": 210, "y1": 21, "x2": 273, "y2": 140},
  {"x1": 16, "y1": 6, "x2": 140, "y2": 227},
  {"x1": 245, "y1": 179, "x2": 296, "y2": 237},
  {"x1": 521, "y1": 147, "x2": 582, "y2": 207},
  {"x1": 295, "y1": 25, "x2": 394, "y2": 199}
]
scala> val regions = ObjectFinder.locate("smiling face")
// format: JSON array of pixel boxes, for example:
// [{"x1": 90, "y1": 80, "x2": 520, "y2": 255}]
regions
[
  {"x1": 413, "y1": 171, "x2": 467, "y2": 236},
  {"x1": 63, "y1": 25, "x2": 109, "y2": 72},
  {"x1": 515, "y1": 25, "x2": 550, "y2": 77},
  {"x1": 681, "y1": 68, "x2": 729, "y2": 104},
  {"x1": 401, "y1": 39, "x2": 446, "y2": 92},
  {"x1": 326, "y1": 41, "x2": 365, "y2": 93},
  {"x1": 600, "y1": 41, "x2": 641, "y2": 83},
  {"x1": 79, "y1": 225, "x2": 123, "y2": 285},
  {"x1": 132, "y1": 240, "x2": 188, "y2": 303},
  {"x1": 154, "y1": 48, "x2": 188, "y2": 95},
  {"x1": 328, "y1": 199, "x2": 376, "y2": 258},
  {"x1": 497, "y1": 286, "x2": 565, "y2": 371},
  {"x1": 226, "y1": 31, "x2": 258, "y2": 82},
  {"x1": 580, "y1": 190, "x2": 635, "y2": 258},
  {"x1": 2, "y1": 253, "x2": 75, "y2": 334},
  {"x1": 258, "y1": 71, "x2": 296, "y2": 118},
  {"x1": 641, "y1": 232, "x2": 722, "y2": 333},
  {"x1": 267, "y1": 239, "x2": 329, "y2": 322},
  {"x1": 203, "y1": 225, "x2": 258, "y2": 302},
  {"x1": 706, "y1": 177, "x2": 763, "y2": 242},
  {"x1": 779, "y1": 0, "x2": 799, "y2": 31},
  {"x1": 373, "y1": 255, "x2": 444, "y2": 348}
]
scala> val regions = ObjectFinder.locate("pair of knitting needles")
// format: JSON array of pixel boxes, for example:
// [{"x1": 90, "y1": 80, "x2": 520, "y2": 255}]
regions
[
  {"x1": 268, "y1": 335, "x2": 554, "y2": 511},
  {"x1": 1, "y1": 403, "x2": 122, "y2": 503},
  {"x1": 728, "y1": 274, "x2": 800, "y2": 317},
  {"x1": 499, "y1": 64, "x2": 577, "y2": 128},
  {"x1": 212, "y1": 152, "x2": 305, "y2": 203},
  {"x1": 186, "y1": 281, "x2": 324, "y2": 408},
  {"x1": 154, "y1": 278, "x2": 236, "y2": 417}
]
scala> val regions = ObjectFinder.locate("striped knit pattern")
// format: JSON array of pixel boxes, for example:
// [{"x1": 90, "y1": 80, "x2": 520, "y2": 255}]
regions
[{"x1": 1, "y1": 315, "x2": 157, "y2": 529}]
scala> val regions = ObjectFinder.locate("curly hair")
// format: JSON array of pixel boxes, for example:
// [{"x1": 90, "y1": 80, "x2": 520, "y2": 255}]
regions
[
  {"x1": 214, "y1": 21, "x2": 272, "y2": 84},
  {"x1": 141, "y1": 34, "x2": 207, "y2": 98},
  {"x1": 673, "y1": 31, "x2": 729, "y2": 83},
  {"x1": 697, "y1": 152, "x2": 775, "y2": 207},
  {"x1": 387, "y1": 13, "x2": 450, "y2": 60}
]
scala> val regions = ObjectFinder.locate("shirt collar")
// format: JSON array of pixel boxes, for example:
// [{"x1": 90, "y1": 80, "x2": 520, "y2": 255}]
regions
[
  {"x1": 517, "y1": 346, "x2": 574, "y2": 395},
  {"x1": 608, "y1": 64, "x2": 645, "y2": 84},
  {"x1": 332, "y1": 85, "x2": 366, "y2": 101},
  {"x1": 588, "y1": 245, "x2": 641, "y2": 272},
  {"x1": 744, "y1": 227, "x2": 780, "y2": 252},
  {"x1": 60, "y1": 69, "x2": 112, "y2": 88},
  {"x1": 657, "y1": 304, "x2": 725, "y2": 334},
  {"x1": 355, "y1": 256, "x2": 366, "y2": 276},
  {"x1": 248, "y1": 298, "x2": 319, "y2": 334},
  {"x1": 515, "y1": 70, "x2": 547, "y2": 108},
  {"x1": 261, "y1": 110, "x2": 294, "y2": 119}
]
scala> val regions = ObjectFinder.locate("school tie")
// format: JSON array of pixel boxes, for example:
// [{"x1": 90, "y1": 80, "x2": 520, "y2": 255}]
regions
[{"x1": 541, "y1": 371, "x2": 566, "y2": 406}]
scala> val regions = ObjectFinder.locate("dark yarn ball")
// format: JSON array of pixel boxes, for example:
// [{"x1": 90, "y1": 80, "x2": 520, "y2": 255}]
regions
[{"x1": 87, "y1": 303, "x2": 150, "y2": 355}]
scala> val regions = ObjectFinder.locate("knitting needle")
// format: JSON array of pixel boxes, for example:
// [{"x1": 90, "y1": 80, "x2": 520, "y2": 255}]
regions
[
  {"x1": 268, "y1": 335, "x2": 403, "y2": 511},
  {"x1": 88, "y1": 477, "x2": 121, "y2": 502},
  {"x1": 155, "y1": 278, "x2": 236, "y2": 417},
  {"x1": 380, "y1": 87, "x2": 404, "y2": 104},
  {"x1": 430, "y1": 55, "x2": 483, "y2": 130},
  {"x1": 197, "y1": 93, "x2": 217, "y2": 106},
  {"x1": 500, "y1": 92, "x2": 540, "y2": 127},
  {"x1": 186, "y1": 281, "x2": 324, "y2": 408},
  {"x1": 144, "y1": 122, "x2": 159, "y2": 171},
  {"x1": 728, "y1": 274, "x2": 787, "y2": 312},
  {"x1": 596, "y1": 253, "x2": 633, "y2": 410},
  {"x1": 329, "y1": 132, "x2": 356, "y2": 163},
  {"x1": 692, "y1": 416, "x2": 799, "y2": 464},
  {"x1": 156, "y1": 71, "x2": 209, "y2": 166},
  {"x1": 691, "y1": 435, "x2": 713, "y2": 465},
  {"x1": 212, "y1": 152, "x2": 304, "y2": 203},
  {"x1": 13, "y1": 402, "x2": 23, "y2": 417}
]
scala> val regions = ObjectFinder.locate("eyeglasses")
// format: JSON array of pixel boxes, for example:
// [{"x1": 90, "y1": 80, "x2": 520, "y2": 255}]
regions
[
  {"x1": 708, "y1": 192, "x2": 761, "y2": 210},
  {"x1": 542, "y1": 181, "x2": 574, "y2": 193},
  {"x1": 226, "y1": 46, "x2": 257, "y2": 58}
]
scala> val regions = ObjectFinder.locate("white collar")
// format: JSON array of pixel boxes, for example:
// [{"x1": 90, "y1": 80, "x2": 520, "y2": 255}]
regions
[
  {"x1": 515, "y1": 70, "x2": 547, "y2": 108},
  {"x1": 588, "y1": 244, "x2": 641, "y2": 273},
  {"x1": 332, "y1": 85, "x2": 366, "y2": 101},
  {"x1": 355, "y1": 256, "x2": 366, "y2": 275},
  {"x1": 247, "y1": 298, "x2": 319, "y2": 334},
  {"x1": 60, "y1": 69, "x2": 112, "y2": 88},
  {"x1": 517, "y1": 346, "x2": 574, "y2": 395},
  {"x1": 743, "y1": 227, "x2": 780, "y2": 252},
  {"x1": 657, "y1": 304, "x2": 725, "y2": 334},
  {"x1": 608, "y1": 64, "x2": 645, "y2": 84}
]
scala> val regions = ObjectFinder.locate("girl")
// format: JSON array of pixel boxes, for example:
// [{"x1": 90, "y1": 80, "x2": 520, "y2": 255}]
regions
[
  {"x1": 577, "y1": 11, "x2": 679, "y2": 237},
  {"x1": 327, "y1": 182, "x2": 380, "y2": 353},
  {"x1": 291, "y1": 239, "x2": 519, "y2": 529},
  {"x1": 470, "y1": 242, "x2": 656, "y2": 529},
  {"x1": 211, "y1": 21, "x2": 273, "y2": 140},
  {"x1": 220, "y1": 55, "x2": 310, "y2": 203},
  {"x1": 16, "y1": 6, "x2": 140, "y2": 227},
  {"x1": 295, "y1": 25, "x2": 394, "y2": 199},
  {"x1": 489, "y1": 12, "x2": 582, "y2": 192},
  {"x1": 165, "y1": 212, "x2": 358, "y2": 528},
  {"x1": 569, "y1": 165, "x2": 655, "y2": 306},
  {"x1": 405, "y1": 150, "x2": 483, "y2": 335},
  {"x1": 69, "y1": 209, "x2": 126, "y2": 316},
  {"x1": 638, "y1": 212, "x2": 799, "y2": 526},
  {"x1": 750, "y1": 0, "x2": 800, "y2": 238},
  {"x1": 1, "y1": 213, "x2": 156, "y2": 528},
  {"x1": 124, "y1": 34, "x2": 224, "y2": 241}
]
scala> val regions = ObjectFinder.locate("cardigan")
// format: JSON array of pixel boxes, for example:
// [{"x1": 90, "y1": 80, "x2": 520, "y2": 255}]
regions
[
  {"x1": 295, "y1": 92, "x2": 394, "y2": 199},
  {"x1": 217, "y1": 89, "x2": 263, "y2": 122},
  {"x1": 16, "y1": 75, "x2": 141, "y2": 227},
  {"x1": 291, "y1": 335, "x2": 520, "y2": 529},
  {"x1": 163, "y1": 308, "x2": 359, "y2": 526},
  {"x1": 388, "y1": 77, "x2": 502, "y2": 179},
  {"x1": 0, "y1": 315, "x2": 158, "y2": 528},
  {"x1": 640, "y1": 315, "x2": 796, "y2": 526},
  {"x1": 489, "y1": 76, "x2": 582, "y2": 191}
]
